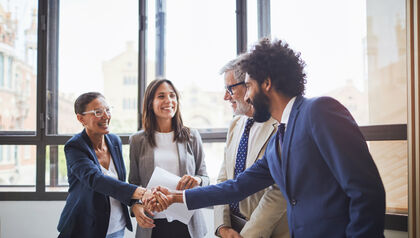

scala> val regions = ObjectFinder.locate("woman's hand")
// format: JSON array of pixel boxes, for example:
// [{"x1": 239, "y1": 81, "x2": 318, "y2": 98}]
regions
[
  {"x1": 142, "y1": 188, "x2": 153, "y2": 203},
  {"x1": 132, "y1": 187, "x2": 153, "y2": 204},
  {"x1": 176, "y1": 175, "x2": 201, "y2": 190},
  {"x1": 131, "y1": 187, "x2": 147, "y2": 200},
  {"x1": 152, "y1": 186, "x2": 184, "y2": 206},
  {"x1": 145, "y1": 190, "x2": 171, "y2": 212},
  {"x1": 132, "y1": 204, "x2": 155, "y2": 228}
]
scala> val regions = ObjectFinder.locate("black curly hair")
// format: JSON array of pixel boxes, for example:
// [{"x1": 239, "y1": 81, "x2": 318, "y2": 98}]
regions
[{"x1": 241, "y1": 38, "x2": 307, "y2": 97}]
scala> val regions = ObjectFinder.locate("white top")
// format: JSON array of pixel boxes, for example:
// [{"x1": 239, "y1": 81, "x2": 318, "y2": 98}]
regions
[
  {"x1": 154, "y1": 131, "x2": 180, "y2": 219},
  {"x1": 99, "y1": 156, "x2": 126, "y2": 235},
  {"x1": 280, "y1": 96, "x2": 297, "y2": 132}
]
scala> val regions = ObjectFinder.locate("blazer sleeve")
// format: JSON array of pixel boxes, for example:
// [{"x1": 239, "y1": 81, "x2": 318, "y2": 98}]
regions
[
  {"x1": 240, "y1": 184, "x2": 288, "y2": 238},
  {"x1": 309, "y1": 97, "x2": 385, "y2": 237},
  {"x1": 65, "y1": 141, "x2": 137, "y2": 206},
  {"x1": 128, "y1": 134, "x2": 142, "y2": 186},
  {"x1": 213, "y1": 146, "x2": 232, "y2": 233},
  {"x1": 190, "y1": 129, "x2": 209, "y2": 186},
  {"x1": 185, "y1": 155, "x2": 274, "y2": 210}
]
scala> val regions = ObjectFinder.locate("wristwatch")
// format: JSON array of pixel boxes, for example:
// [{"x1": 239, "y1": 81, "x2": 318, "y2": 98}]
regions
[{"x1": 134, "y1": 199, "x2": 143, "y2": 205}]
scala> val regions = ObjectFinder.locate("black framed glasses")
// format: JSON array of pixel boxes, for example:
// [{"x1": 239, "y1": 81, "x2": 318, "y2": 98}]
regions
[{"x1": 225, "y1": 81, "x2": 245, "y2": 95}]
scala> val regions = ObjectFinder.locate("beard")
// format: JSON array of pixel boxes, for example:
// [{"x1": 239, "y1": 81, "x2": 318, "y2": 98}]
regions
[
  {"x1": 252, "y1": 90, "x2": 271, "y2": 122},
  {"x1": 234, "y1": 99, "x2": 252, "y2": 115}
]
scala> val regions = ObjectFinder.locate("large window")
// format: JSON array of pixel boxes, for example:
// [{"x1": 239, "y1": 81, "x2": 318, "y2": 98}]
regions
[
  {"x1": 270, "y1": 0, "x2": 407, "y2": 214},
  {"x1": 0, "y1": 0, "x2": 37, "y2": 132},
  {"x1": 0, "y1": 0, "x2": 37, "y2": 189},
  {"x1": 146, "y1": 0, "x2": 237, "y2": 129},
  {"x1": 57, "y1": 0, "x2": 139, "y2": 135}
]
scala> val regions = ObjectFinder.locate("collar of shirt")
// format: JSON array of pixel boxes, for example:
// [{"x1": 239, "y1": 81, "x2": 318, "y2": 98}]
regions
[{"x1": 280, "y1": 96, "x2": 297, "y2": 130}]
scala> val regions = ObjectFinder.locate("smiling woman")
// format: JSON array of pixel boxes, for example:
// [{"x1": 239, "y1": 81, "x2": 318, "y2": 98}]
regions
[
  {"x1": 128, "y1": 79, "x2": 209, "y2": 238},
  {"x1": 57, "y1": 92, "x2": 148, "y2": 238}
]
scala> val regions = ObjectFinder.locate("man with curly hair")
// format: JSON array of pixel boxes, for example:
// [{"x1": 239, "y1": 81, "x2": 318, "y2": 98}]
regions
[
  {"x1": 154, "y1": 38, "x2": 386, "y2": 238},
  {"x1": 214, "y1": 55, "x2": 289, "y2": 238}
]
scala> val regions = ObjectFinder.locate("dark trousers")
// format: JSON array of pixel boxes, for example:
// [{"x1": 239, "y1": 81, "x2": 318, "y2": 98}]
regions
[{"x1": 151, "y1": 219, "x2": 191, "y2": 238}]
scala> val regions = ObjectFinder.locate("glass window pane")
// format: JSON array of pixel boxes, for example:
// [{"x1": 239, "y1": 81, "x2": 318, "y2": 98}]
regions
[
  {"x1": 45, "y1": 145, "x2": 68, "y2": 191},
  {"x1": 368, "y1": 140, "x2": 407, "y2": 214},
  {"x1": 0, "y1": 145, "x2": 36, "y2": 191},
  {"x1": 46, "y1": 144, "x2": 131, "y2": 191},
  {"x1": 147, "y1": 0, "x2": 237, "y2": 129},
  {"x1": 270, "y1": 0, "x2": 407, "y2": 126},
  {"x1": 247, "y1": 0, "x2": 258, "y2": 50},
  {"x1": 0, "y1": 1, "x2": 37, "y2": 131},
  {"x1": 203, "y1": 142, "x2": 225, "y2": 184},
  {"x1": 57, "y1": 0, "x2": 138, "y2": 134}
]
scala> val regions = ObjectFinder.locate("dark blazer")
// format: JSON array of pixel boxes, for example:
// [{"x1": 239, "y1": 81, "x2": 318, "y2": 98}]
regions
[
  {"x1": 185, "y1": 96, "x2": 386, "y2": 238},
  {"x1": 57, "y1": 130, "x2": 138, "y2": 238}
]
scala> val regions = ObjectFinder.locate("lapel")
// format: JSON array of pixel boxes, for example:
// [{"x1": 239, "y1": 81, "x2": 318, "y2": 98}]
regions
[
  {"x1": 141, "y1": 139, "x2": 155, "y2": 187},
  {"x1": 81, "y1": 129, "x2": 100, "y2": 167},
  {"x1": 105, "y1": 134, "x2": 123, "y2": 181},
  {"x1": 246, "y1": 118, "x2": 277, "y2": 169},
  {"x1": 282, "y1": 95, "x2": 304, "y2": 183},
  {"x1": 81, "y1": 130, "x2": 123, "y2": 180},
  {"x1": 177, "y1": 141, "x2": 187, "y2": 176}
]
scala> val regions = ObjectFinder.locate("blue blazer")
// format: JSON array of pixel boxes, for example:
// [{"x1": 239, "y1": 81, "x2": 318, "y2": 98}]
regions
[
  {"x1": 57, "y1": 130, "x2": 138, "y2": 238},
  {"x1": 186, "y1": 96, "x2": 385, "y2": 238}
]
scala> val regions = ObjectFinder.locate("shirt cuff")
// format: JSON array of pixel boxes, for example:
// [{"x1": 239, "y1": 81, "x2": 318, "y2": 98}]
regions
[
  {"x1": 215, "y1": 224, "x2": 228, "y2": 237},
  {"x1": 183, "y1": 190, "x2": 188, "y2": 207}
]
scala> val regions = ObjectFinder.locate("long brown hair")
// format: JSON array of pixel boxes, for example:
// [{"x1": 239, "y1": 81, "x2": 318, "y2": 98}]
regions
[{"x1": 142, "y1": 79, "x2": 190, "y2": 147}]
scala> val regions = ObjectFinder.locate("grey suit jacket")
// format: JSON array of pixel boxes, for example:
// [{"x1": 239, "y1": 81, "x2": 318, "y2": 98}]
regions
[
  {"x1": 214, "y1": 116, "x2": 289, "y2": 238},
  {"x1": 129, "y1": 128, "x2": 208, "y2": 238}
]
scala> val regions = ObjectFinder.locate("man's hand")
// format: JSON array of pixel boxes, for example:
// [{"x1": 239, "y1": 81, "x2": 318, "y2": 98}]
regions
[
  {"x1": 149, "y1": 186, "x2": 184, "y2": 208},
  {"x1": 145, "y1": 190, "x2": 171, "y2": 212},
  {"x1": 176, "y1": 175, "x2": 201, "y2": 190},
  {"x1": 219, "y1": 226, "x2": 243, "y2": 238},
  {"x1": 132, "y1": 204, "x2": 155, "y2": 228}
]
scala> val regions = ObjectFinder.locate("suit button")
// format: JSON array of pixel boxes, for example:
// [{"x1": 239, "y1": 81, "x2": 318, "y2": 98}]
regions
[{"x1": 291, "y1": 199, "x2": 297, "y2": 206}]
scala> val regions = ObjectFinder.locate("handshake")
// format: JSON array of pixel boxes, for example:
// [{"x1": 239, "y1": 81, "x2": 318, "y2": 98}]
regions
[{"x1": 131, "y1": 175, "x2": 200, "y2": 228}]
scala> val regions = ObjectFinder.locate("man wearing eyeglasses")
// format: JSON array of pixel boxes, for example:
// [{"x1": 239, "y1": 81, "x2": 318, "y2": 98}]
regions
[{"x1": 213, "y1": 55, "x2": 289, "y2": 238}]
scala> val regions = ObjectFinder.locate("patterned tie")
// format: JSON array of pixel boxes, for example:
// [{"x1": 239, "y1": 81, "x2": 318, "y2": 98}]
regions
[
  {"x1": 278, "y1": 123, "x2": 286, "y2": 147},
  {"x1": 230, "y1": 118, "x2": 254, "y2": 218}
]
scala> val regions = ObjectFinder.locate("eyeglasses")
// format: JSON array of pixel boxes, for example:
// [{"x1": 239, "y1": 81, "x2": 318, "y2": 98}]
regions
[
  {"x1": 82, "y1": 107, "x2": 112, "y2": 118},
  {"x1": 225, "y1": 81, "x2": 245, "y2": 95}
]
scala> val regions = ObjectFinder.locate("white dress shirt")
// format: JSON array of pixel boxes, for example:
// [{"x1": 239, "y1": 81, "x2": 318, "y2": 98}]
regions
[{"x1": 280, "y1": 96, "x2": 297, "y2": 131}]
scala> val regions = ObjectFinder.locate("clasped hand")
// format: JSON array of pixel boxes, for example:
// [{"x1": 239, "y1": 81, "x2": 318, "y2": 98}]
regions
[
  {"x1": 133, "y1": 175, "x2": 200, "y2": 228},
  {"x1": 132, "y1": 186, "x2": 173, "y2": 228}
]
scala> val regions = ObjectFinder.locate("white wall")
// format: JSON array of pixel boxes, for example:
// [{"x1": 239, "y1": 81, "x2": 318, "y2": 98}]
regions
[
  {"x1": 0, "y1": 201, "x2": 214, "y2": 238},
  {"x1": 0, "y1": 201, "x2": 406, "y2": 238}
]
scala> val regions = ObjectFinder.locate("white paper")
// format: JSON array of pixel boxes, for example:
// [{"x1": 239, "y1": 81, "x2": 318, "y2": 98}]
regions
[{"x1": 147, "y1": 167, "x2": 195, "y2": 224}]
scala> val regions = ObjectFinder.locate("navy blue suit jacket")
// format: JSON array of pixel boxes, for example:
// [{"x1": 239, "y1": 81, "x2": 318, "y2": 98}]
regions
[
  {"x1": 57, "y1": 130, "x2": 138, "y2": 238},
  {"x1": 186, "y1": 96, "x2": 385, "y2": 238}
]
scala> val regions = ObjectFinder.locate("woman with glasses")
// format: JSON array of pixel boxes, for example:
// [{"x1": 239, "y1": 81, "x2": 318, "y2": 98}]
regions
[
  {"x1": 57, "y1": 92, "x2": 158, "y2": 238},
  {"x1": 129, "y1": 79, "x2": 209, "y2": 238}
]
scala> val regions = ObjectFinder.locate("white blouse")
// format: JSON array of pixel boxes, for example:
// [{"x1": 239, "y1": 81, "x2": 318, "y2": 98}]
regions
[
  {"x1": 100, "y1": 156, "x2": 126, "y2": 234},
  {"x1": 153, "y1": 131, "x2": 181, "y2": 220}
]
